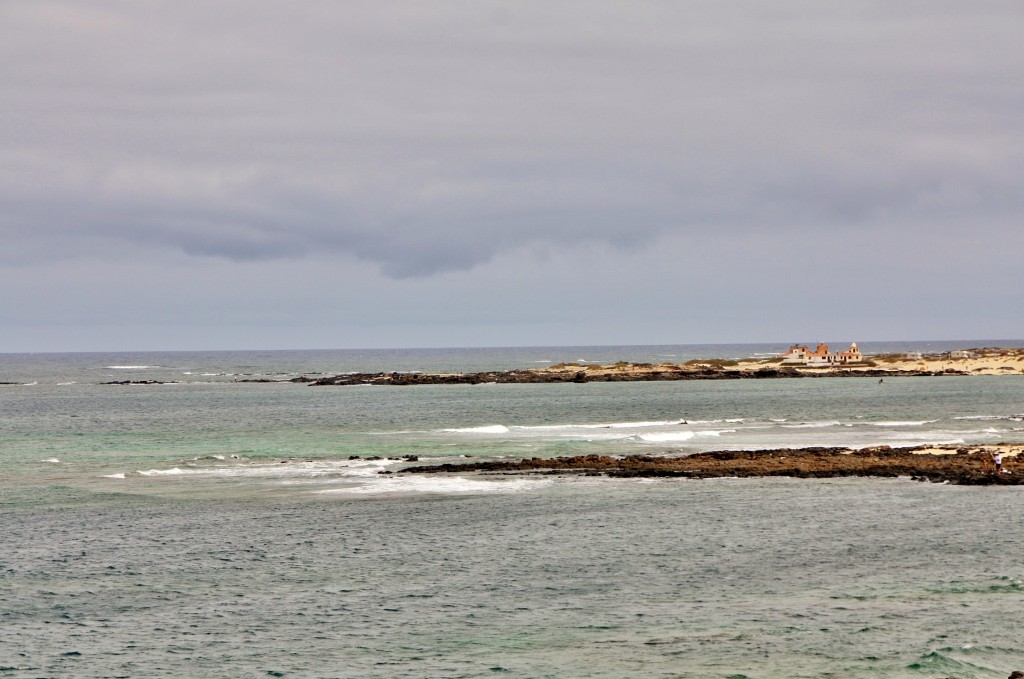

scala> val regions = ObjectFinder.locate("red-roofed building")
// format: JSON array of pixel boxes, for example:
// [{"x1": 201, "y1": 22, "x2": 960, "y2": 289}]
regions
[{"x1": 781, "y1": 342, "x2": 861, "y2": 366}]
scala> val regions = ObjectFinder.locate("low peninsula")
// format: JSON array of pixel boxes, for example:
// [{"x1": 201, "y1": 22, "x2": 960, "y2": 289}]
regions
[
  {"x1": 399, "y1": 443, "x2": 1024, "y2": 485},
  {"x1": 290, "y1": 347, "x2": 1024, "y2": 386}
]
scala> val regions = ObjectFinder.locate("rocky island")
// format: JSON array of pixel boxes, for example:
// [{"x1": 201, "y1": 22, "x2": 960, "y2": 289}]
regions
[{"x1": 399, "y1": 443, "x2": 1024, "y2": 485}]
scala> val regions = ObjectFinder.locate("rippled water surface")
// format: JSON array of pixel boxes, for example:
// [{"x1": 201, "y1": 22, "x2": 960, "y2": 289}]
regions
[
  {"x1": 5, "y1": 480, "x2": 1024, "y2": 678},
  {"x1": 2, "y1": 346, "x2": 1024, "y2": 677}
]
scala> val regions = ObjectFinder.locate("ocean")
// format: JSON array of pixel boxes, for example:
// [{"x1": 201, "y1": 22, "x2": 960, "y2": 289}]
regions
[{"x1": 2, "y1": 342, "x2": 1024, "y2": 678}]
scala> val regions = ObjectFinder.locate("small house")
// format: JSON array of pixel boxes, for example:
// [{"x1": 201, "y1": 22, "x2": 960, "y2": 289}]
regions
[{"x1": 781, "y1": 342, "x2": 862, "y2": 366}]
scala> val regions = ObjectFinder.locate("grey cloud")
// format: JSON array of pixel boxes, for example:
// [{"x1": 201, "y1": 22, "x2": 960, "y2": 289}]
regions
[{"x1": 2, "y1": 1, "x2": 1023, "y2": 278}]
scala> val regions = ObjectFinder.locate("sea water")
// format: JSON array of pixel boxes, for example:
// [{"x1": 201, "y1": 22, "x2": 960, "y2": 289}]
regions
[{"x1": 2, "y1": 344, "x2": 1024, "y2": 678}]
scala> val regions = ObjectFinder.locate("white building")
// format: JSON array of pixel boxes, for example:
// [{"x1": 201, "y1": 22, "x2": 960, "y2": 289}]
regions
[{"x1": 781, "y1": 342, "x2": 862, "y2": 366}]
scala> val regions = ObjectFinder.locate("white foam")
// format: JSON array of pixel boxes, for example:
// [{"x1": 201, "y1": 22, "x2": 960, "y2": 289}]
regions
[
  {"x1": 107, "y1": 365, "x2": 153, "y2": 370},
  {"x1": 520, "y1": 420, "x2": 680, "y2": 431},
  {"x1": 879, "y1": 437, "x2": 967, "y2": 446},
  {"x1": 782, "y1": 421, "x2": 843, "y2": 429},
  {"x1": 57, "y1": 381, "x2": 76, "y2": 386},
  {"x1": 441, "y1": 425, "x2": 511, "y2": 434},
  {"x1": 134, "y1": 458, "x2": 399, "y2": 480},
  {"x1": 696, "y1": 429, "x2": 737, "y2": 437},
  {"x1": 137, "y1": 467, "x2": 186, "y2": 476},
  {"x1": 638, "y1": 432, "x2": 696, "y2": 442},
  {"x1": 956, "y1": 428, "x2": 1004, "y2": 437},
  {"x1": 866, "y1": 420, "x2": 937, "y2": 427},
  {"x1": 23, "y1": 381, "x2": 38, "y2": 386},
  {"x1": 102, "y1": 473, "x2": 126, "y2": 479},
  {"x1": 41, "y1": 458, "x2": 60, "y2": 464},
  {"x1": 954, "y1": 414, "x2": 1024, "y2": 422},
  {"x1": 320, "y1": 475, "x2": 552, "y2": 495}
]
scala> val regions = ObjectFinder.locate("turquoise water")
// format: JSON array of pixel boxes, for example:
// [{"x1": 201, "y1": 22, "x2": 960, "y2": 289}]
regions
[{"x1": 2, "y1": 346, "x2": 1024, "y2": 677}]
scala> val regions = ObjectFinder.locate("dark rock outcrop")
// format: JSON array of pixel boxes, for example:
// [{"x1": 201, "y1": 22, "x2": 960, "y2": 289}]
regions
[
  {"x1": 399, "y1": 445, "x2": 1024, "y2": 486},
  {"x1": 102, "y1": 380, "x2": 175, "y2": 385},
  {"x1": 299, "y1": 366, "x2": 964, "y2": 387}
]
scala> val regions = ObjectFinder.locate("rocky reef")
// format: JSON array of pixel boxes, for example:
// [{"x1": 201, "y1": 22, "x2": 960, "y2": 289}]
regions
[
  {"x1": 400, "y1": 444, "x2": 1024, "y2": 485},
  {"x1": 293, "y1": 365, "x2": 963, "y2": 386}
]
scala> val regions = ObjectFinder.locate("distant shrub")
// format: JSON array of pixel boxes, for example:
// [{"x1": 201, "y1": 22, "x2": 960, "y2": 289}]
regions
[
  {"x1": 873, "y1": 354, "x2": 903, "y2": 364},
  {"x1": 684, "y1": 358, "x2": 739, "y2": 368}
]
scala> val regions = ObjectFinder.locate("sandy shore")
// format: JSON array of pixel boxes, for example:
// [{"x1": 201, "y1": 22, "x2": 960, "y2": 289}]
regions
[
  {"x1": 399, "y1": 443, "x2": 1024, "y2": 485},
  {"x1": 753, "y1": 346, "x2": 1024, "y2": 376},
  {"x1": 199, "y1": 346, "x2": 1024, "y2": 386},
  {"x1": 556, "y1": 346, "x2": 1024, "y2": 379}
]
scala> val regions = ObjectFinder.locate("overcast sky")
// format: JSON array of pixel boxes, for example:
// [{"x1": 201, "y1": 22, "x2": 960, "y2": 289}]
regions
[{"x1": 2, "y1": 1, "x2": 1022, "y2": 352}]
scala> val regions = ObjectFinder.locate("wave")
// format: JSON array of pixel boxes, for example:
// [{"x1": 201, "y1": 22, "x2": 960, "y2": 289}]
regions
[
  {"x1": 638, "y1": 432, "x2": 695, "y2": 442},
  {"x1": 636, "y1": 429, "x2": 737, "y2": 443},
  {"x1": 865, "y1": 420, "x2": 937, "y2": 427},
  {"x1": 954, "y1": 414, "x2": 1024, "y2": 422},
  {"x1": 956, "y1": 428, "x2": 1004, "y2": 437},
  {"x1": 905, "y1": 649, "x2": 990, "y2": 675},
  {"x1": 102, "y1": 473, "x2": 126, "y2": 479},
  {"x1": 698, "y1": 429, "x2": 736, "y2": 437},
  {"x1": 137, "y1": 467, "x2": 186, "y2": 476},
  {"x1": 106, "y1": 365, "x2": 155, "y2": 370},
  {"x1": 319, "y1": 475, "x2": 552, "y2": 495},
  {"x1": 441, "y1": 425, "x2": 511, "y2": 434},
  {"x1": 521, "y1": 420, "x2": 682, "y2": 431},
  {"x1": 782, "y1": 421, "x2": 843, "y2": 429},
  {"x1": 41, "y1": 458, "x2": 60, "y2": 464},
  {"x1": 134, "y1": 458, "x2": 401, "y2": 480}
]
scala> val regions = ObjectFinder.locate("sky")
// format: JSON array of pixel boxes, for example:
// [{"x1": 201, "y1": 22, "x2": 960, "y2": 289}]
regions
[{"x1": 2, "y1": 1, "x2": 1023, "y2": 352}]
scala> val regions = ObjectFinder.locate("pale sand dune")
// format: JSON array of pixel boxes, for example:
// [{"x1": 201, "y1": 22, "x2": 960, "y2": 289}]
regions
[
  {"x1": 739, "y1": 347, "x2": 1024, "y2": 375},
  {"x1": 912, "y1": 443, "x2": 1024, "y2": 457},
  {"x1": 551, "y1": 348, "x2": 1024, "y2": 377}
]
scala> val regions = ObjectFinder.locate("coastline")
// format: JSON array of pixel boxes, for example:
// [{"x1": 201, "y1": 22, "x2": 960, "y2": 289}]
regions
[
  {"x1": 284, "y1": 346, "x2": 1024, "y2": 385},
  {"x1": 399, "y1": 443, "x2": 1024, "y2": 485},
  {"x1": 70, "y1": 346, "x2": 1024, "y2": 385}
]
